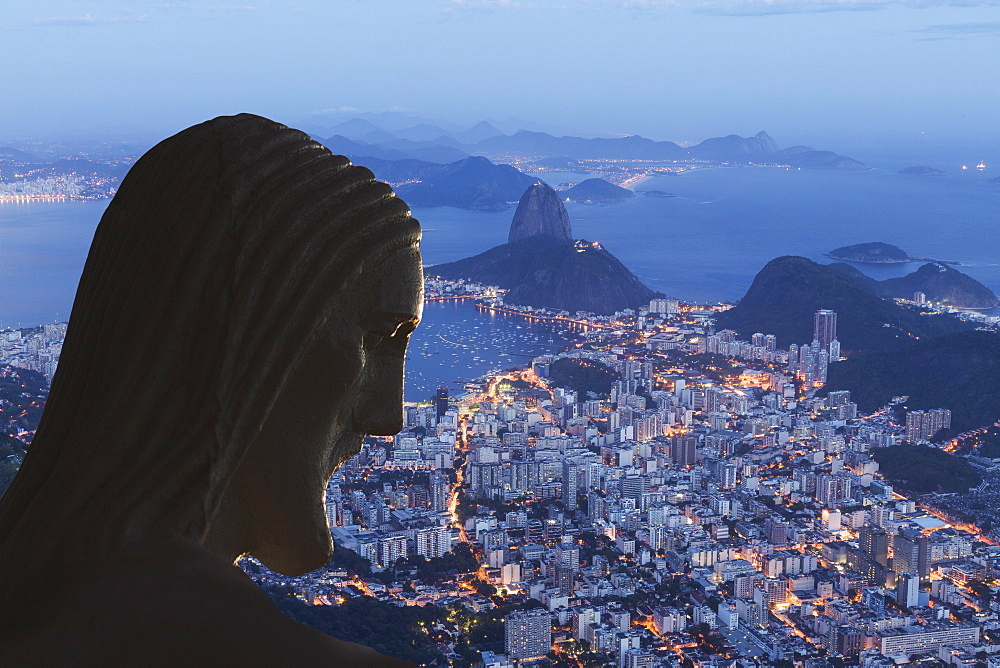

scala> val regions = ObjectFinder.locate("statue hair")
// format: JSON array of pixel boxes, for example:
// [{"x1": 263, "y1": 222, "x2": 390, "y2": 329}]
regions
[{"x1": 0, "y1": 114, "x2": 421, "y2": 612}]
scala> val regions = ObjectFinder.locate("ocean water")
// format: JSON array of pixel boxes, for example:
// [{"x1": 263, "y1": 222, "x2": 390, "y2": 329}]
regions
[
  {"x1": 0, "y1": 199, "x2": 105, "y2": 328},
  {"x1": 2, "y1": 163, "x2": 997, "y2": 396},
  {"x1": 404, "y1": 300, "x2": 578, "y2": 402},
  {"x1": 417, "y1": 166, "x2": 1000, "y2": 305}
]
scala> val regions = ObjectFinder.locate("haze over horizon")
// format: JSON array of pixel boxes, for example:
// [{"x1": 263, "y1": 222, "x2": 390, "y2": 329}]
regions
[{"x1": 1, "y1": 0, "x2": 997, "y2": 158}]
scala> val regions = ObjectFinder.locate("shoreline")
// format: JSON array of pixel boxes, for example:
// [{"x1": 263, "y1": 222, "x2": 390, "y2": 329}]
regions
[{"x1": 824, "y1": 253, "x2": 963, "y2": 266}]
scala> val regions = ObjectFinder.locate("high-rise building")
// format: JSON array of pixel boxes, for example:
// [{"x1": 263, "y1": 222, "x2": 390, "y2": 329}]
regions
[
  {"x1": 787, "y1": 344, "x2": 799, "y2": 372},
  {"x1": 671, "y1": 435, "x2": 697, "y2": 467},
  {"x1": 859, "y1": 526, "x2": 890, "y2": 567},
  {"x1": 814, "y1": 309, "x2": 838, "y2": 351},
  {"x1": 415, "y1": 526, "x2": 451, "y2": 558},
  {"x1": 429, "y1": 471, "x2": 450, "y2": 512},
  {"x1": 505, "y1": 608, "x2": 551, "y2": 661},
  {"x1": 896, "y1": 572, "x2": 920, "y2": 609},
  {"x1": 562, "y1": 460, "x2": 579, "y2": 511},
  {"x1": 435, "y1": 387, "x2": 449, "y2": 420},
  {"x1": 554, "y1": 541, "x2": 580, "y2": 594},
  {"x1": 721, "y1": 463, "x2": 738, "y2": 489},
  {"x1": 571, "y1": 606, "x2": 600, "y2": 643},
  {"x1": 830, "y1": 624, "x2": 865, "y2": 657},
  {"x1": 861, "y1": 586, "x2": 886, "y2": 613},
  {"x1": 894, "y1": 528, "x2": 929, "y2": 579},
  {"x1": 905, "y1": 409, "x2": 952, "y2": 442},
  {"x1": 376, "y1": 534, "x2": 408, "y2": 567},
  {"x1": 620, "y1": 474, "x2": 650, "y2": 502}
]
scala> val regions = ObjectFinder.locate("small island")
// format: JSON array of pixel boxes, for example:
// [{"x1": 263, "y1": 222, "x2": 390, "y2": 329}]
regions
[
  {"x1": 899, "y1": 166, "x2": 945, "y2": 176},
  {"x1": 560, "y1": 178, "x2": 634, "y2": 203},
  {"x1": 826, "y1": 241, "x2": 911, "y2": 264},
  {"x1": 640, "y1": 190, "x2": 676, "y2": 198}
]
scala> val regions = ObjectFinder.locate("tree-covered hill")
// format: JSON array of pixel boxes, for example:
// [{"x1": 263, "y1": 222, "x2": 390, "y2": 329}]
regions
[
  {"x1": 266, "y1": 588, "x2": 442, "y2": 665},
  {"x1": 871, "y1": 445, "x2": 981, "y2": 494},
  {"x1": 715, "y1": 256, "x2": 970, "y2": 352},
  {"x1": 432, "y1": 236, "x2": 659, "y2": 315},
  {"x1": 547, "y1": 357, "x2": 619, "y2": 398},
  {"x1": 824, "y1": 330, "x2": 1000, "y2": 433}
]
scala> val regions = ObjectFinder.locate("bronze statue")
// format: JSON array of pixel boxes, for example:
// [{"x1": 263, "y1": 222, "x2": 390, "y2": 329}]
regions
[{"x1": 0, "y1": 114, "x2": 423, "y2": 665}]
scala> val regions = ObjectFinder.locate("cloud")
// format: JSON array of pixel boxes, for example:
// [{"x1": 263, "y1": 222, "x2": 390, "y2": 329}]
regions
[
  {"x1": 912, "y1": 20, "x2": 1000, "y2": 36},
  {"x1": 311, "y1": 106, "x2": 366, "y2": 115},
  {"x1": 150, "y1": 1, "x2": 256, "y2": 11},
  {"x1": 442, "y1": 0, "x2": 996, "y2": 13},
  {"x1": 30, "y1": 13, "x2": 148, "y2": 27},
  {"x1": 442, "y1": 0, "x2": 566, "y2": 12},
  {"x1": 620, "y1": 0, "x2": 997, "y2": 14}
]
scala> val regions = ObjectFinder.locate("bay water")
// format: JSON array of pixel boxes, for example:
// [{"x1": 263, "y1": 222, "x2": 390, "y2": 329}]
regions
[{"x1": 1, "y1": 163, "x2": 997, "y2": 400}]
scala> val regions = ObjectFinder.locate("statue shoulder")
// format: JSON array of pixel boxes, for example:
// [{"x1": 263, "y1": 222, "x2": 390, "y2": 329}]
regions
[{"x1": 3, "y1": 541, "x2": 413, "y2": 667}]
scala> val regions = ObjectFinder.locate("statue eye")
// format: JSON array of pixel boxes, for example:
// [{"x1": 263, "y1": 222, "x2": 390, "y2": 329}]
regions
[
  {"x1": 363, "y1": 330, "x2": 393, "y2": 350},
  {"x1": 363, "y1": 321, "x2": 416, "y2": 350}
]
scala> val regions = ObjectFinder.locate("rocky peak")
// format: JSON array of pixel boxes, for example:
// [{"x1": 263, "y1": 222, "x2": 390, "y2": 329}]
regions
[{"x1": 508, "y1": 182, "x2": 573, "y2": 244}]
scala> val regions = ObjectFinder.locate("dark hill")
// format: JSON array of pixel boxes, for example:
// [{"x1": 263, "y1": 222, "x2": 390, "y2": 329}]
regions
[
  {"x1": 687, "y1": 131, "x2": 779, "y2": 162},
  {"x1": 561, "y1": 178, "x2": 633, "y2": 203},
  {"x1": 714, "y1": 256, "x2": 970, "y2": 351},
  {"x1": 433, "y1": 182, "x2": 658, "y2": 313},
  {"x1": 776, "y1": 148, "x2": 867, "y2": 170},
  {"x1": 828, "y1": 260, "x2": 999, "y2": 309},
  {"x1": 345, "y1": 155, "x2": 537, "y2": 211},
  {"x1": 322, "y1": 135, "x2": 468, "y2": 164},
  {"x1": 0, "y1": 147, "x2": 39, "y2": 163},
  {"x1": 825, "y1": 330, "x2": 1000, "y2": 433},
  {"x1": 878, "y1": 263, "x2": 999, "y2": 309},
  {"x1": 826, "y1": 242, "x2": 911, "y2": 264},
  {"x1": 378, "y1": 137, "x2": 469, "y2": 163},
  {"x1": 452, "y1": 121, "x2": 504, "y2": 144},
  {"x1": 395, "y1": 123, "x2": 453, "y2": 142},
  {"x1": 325, "y1": 118, "x2": 387, "y2": 141},
  {"x1": 432, "y1": 236, "x2": 658, "y2": 315},
  {"x1": 508, "y1": 183, "x2": 572, "y2": 243},
  {"x1": 321, "y1": 135, "x2": 413, "y2": 161},
  {"x1": 899, "y1": 166, "x2": 945, "y2": 176}
]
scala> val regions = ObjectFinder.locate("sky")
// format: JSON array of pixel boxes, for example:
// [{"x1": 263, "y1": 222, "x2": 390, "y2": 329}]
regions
[{"x1": 1, "y1": 0, "x2": 998, "y2": 152}]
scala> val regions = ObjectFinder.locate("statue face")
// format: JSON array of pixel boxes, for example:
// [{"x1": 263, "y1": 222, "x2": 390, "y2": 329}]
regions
[{"x1": 205, "y1": 245, "x2": 423, "y2": 575}]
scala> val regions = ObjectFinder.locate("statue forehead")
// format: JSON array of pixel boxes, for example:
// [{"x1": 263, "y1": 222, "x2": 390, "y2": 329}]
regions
[{"x1": 364, "y1": 246, "x2": 423, "y2": 315}]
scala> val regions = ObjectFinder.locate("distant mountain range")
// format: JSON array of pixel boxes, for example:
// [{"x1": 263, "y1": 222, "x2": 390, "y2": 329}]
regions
[
  {"x1": 334, "y1": 154, "x2": 538, "y2": 211},
  {"x1": 432, "y1": 183, "x2": 659, "y2": 314},
  {"x1": 318, "y1": 122, "x2": 866, "y2": 210}
]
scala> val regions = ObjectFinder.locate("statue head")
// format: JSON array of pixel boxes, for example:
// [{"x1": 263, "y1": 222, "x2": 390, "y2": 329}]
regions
[{"x1": 0, "y1": 114, "x2": 423, "y2": 588}]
